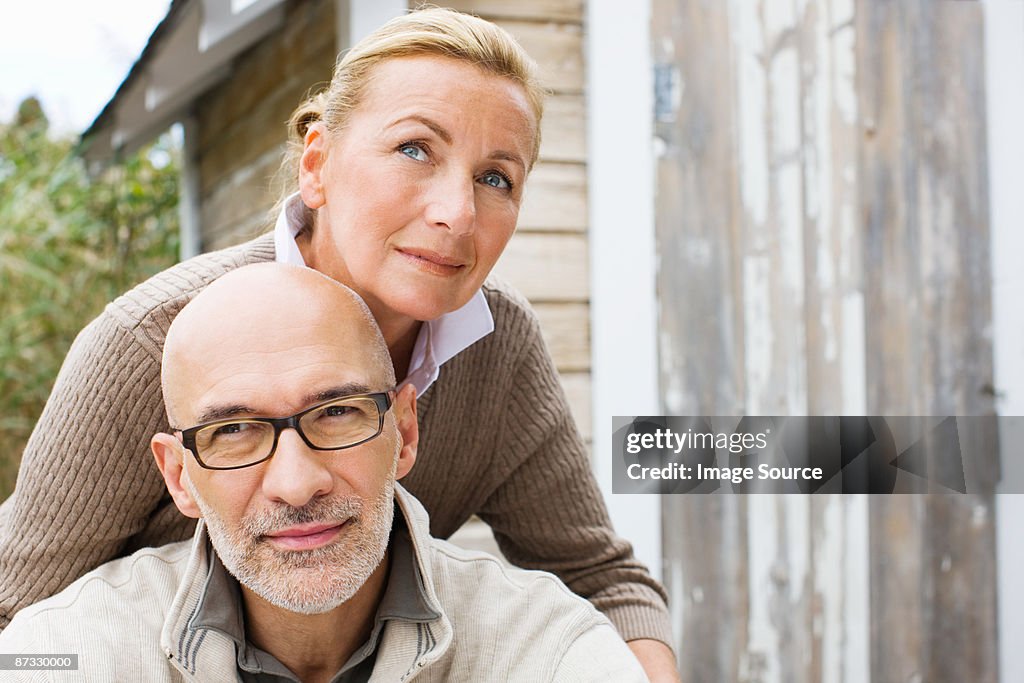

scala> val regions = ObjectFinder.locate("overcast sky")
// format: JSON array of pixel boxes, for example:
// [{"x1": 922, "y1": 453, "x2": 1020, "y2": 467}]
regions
[{"x1": 0, "y1": 1, "x2": 171, "y2": 134}]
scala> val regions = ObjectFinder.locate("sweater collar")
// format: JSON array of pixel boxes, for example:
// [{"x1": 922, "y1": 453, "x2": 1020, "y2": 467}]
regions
[{"x1": 272, "y1": 193, "x2": 494, "y2": 396}]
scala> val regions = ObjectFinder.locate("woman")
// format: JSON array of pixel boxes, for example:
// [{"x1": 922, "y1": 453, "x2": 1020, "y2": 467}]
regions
[{"x1": 0, "y1": 8, "x2": 676, "y2": 679}]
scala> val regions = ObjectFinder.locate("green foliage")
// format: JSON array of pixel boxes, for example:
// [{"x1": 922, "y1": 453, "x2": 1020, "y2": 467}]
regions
[{"x1": 0, "y1": 100, "x2": 180, "y2": 500}]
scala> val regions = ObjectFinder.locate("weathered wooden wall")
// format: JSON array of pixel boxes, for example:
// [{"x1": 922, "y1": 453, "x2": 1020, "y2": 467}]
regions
[
  {"x1": 195, "y1": 0, "x2": 337, "y2": 250},
  {"x1": 652, "y1": 0, "x2": 996, "y2": 681},
  {"x1": 192, "y1": 0, "x2": 591, "y2": 438},
  {"x1": 858, "y1": 2, "x2": 996, "y2": 680},
  {"x1": 434, "y1": 0, "x2": 592, "y2": 442}
]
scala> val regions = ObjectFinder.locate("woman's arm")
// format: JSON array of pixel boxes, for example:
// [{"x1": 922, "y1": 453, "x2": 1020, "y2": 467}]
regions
[
  {"x1": 468, "y1": 282, "x2": 675, "y2": 653},
  {"x1": 477, "y1": 342, "x2": 673, "y2": 644},
  {"x1": 0, "y1": 311, "x2": 172, "y2": 629},
  {"x1": 0, "y1": 235, "x2": 274, "y2": 630},
  {"x1": 471, "y1": 296, "x2": 680, "y2": 680}
]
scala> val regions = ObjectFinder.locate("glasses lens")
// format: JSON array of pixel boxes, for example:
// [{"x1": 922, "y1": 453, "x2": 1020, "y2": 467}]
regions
[
  {"x1": 299, "y1": 396, "x2": 382, "y2": 449},
  {"x1": 195, "y1": 420, "x2": 275, "y2": 468}
]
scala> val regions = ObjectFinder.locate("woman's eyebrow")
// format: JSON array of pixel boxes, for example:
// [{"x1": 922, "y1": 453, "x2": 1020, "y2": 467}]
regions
[
  {"x1": 388, "y1": 115, "x2": 525, "y2": 171},
  {"x1": 489, "y1": 150, "x2": 526, "y2": 173},
  {"x1": 389, "y1": 115, "x2": 452, "y2": 144}
]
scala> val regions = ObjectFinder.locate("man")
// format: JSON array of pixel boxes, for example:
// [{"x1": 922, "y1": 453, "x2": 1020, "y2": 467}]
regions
[{"x1": 0, "y1": 263, "x2": 645, "y2": 682}]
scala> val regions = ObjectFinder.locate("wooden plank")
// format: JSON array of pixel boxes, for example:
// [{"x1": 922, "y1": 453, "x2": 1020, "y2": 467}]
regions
[
  {"x1": 662, "y1": 495, "x2": 749, "y2": 683},
  {"x1": 798, "y1": 3, "x2": 872, "y2": 679},
  {"x1": 197, "y1": 105, "x2": 284, "y2": 199},
  {"x1": 652, "y1": 0, "x2": 743, "y2": 418},
  {"x1": 519, "y1": 162, "x2": 587, "y2": 232},
  {"x1": 733, "y1": 0, "x2": 809, "y2": 417},
  {"x1": 204, "y1": 212, "x2": 271, "y2": 253},
  {"x1": 199, "y1": 0, "x2": 336, "y2": 146},
  {"x1": 495, "y1": 20, "x2": 584, "y2": 94},
  {"x1": 492, "y1": 232, "x2": 589, "y2": 302},
  {"x1": 859, "y1": 4, "x2": 994, "y2": 416},
  {"x1": 197, "y1": 52, "x2": 333, "y2": 197},
  {"x1": 533, "y1": 302, "x2": 590, "y2": 373},
  {"x1": 200, "y1": 148, "x2": 281, "y2": 251},
  {"x1": 754, "y1": 496, "x2": 813, "y2": 683},
  {"x1": 859, "y1": 2, "x2": 997, "y2": 682},
  {"x1": 652, "y1": 2, "x2": 747, "y2": 677},
  {"x1": 800, "y1": 0, "x2": 864, "y2": 415},
  {"x1": 559, "y1": 371, "x2": 591, "y2": 441},
  {"x1": 869, "y1": 496, "x2": 927, "y2": 682},
  {"x1": 812, "y1": 494, "x2": 870, "y2": 683},
  {"x1": 538, "y1": 94, "x2": 585, "y2": 163},
  {"x1": 428, "y1": 0, "x2": 583, "y2": 23}
]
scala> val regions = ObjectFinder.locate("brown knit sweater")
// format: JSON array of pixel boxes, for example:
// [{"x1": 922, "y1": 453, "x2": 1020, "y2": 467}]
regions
[{"x1": 0, "y1": 233, "x2": 671, "y2": 645}]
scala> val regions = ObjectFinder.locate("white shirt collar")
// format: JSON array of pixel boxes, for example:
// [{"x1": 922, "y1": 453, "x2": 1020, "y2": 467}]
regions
[{"x1": 272, "y1": 194, "x2": 494, "y2": 395}]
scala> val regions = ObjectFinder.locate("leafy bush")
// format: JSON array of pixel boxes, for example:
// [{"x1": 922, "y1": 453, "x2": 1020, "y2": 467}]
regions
[{"x1": 0, "y1": 99, "x2": 180, "y2": 500}]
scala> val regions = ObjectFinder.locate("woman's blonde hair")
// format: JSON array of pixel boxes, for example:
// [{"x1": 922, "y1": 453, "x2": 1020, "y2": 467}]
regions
[{"x1": 278, "y1": 7, "x2": 545, "y2": 209}]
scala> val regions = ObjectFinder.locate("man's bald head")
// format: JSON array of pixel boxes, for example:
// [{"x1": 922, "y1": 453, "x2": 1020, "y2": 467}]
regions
[
  {"x1": 151, "y1": 263, "x2": 419, "y2": 617},
  {"x1": 161, "y1": 263, "x2": 395, "y2": 427}
]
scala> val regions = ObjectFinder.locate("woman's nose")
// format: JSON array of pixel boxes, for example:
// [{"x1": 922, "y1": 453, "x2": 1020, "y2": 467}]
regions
[
  {"x1": 425, "y1": 172, "x2": 476, "y2": 235},
  {"x1": 260, "y1": 428, "x2": 333, "y2": 508}
]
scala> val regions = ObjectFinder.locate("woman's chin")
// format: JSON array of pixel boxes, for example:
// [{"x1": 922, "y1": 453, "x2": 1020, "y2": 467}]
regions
[{"x1": 383, "y1": 289, "x2": 470, "y2": 324}]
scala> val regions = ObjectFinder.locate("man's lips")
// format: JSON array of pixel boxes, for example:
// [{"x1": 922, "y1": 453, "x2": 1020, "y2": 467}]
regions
[
  {"x1": 396, "y1": 247, "x2": 467, "y2": 275},
  {"x1": 263, "y1": 521, "x2": 348, "y2": 551}
]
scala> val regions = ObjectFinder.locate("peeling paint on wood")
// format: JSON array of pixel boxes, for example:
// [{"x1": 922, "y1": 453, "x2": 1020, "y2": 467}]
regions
[{"x1": 655, "y1": 0, "x2": 996, "y2": 680}]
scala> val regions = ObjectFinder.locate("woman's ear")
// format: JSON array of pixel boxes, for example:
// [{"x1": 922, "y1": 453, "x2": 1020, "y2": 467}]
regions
[
  {"x1": 299, "y1": 122, "x2": 328, "y2": 210},
  {"x1": 151, "y1": 433, "x2": 202, "y2": 519},
  {"x1": 393, "y1": 384, "x2": 419, "y2": 480}
]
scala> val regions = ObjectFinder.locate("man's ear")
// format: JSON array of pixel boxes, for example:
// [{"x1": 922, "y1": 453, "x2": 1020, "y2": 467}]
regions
[
  {"x1": 393, "y1": 384, "x2": 418, "y2": 480},
  {"x1": 298, "y1": 122, "x2": 328, "y2": 210},
  {"x1": 151, "y1": 433, "x2": 202, "y2": 519}
]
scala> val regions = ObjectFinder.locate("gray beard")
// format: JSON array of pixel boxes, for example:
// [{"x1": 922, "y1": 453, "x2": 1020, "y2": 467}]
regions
[{"x1": 187, "y1": 476, "x2": 395, "y2": 614}]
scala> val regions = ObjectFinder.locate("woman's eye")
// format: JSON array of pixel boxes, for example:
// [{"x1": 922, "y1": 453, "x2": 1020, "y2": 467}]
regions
[
  {"x1": 399, "y1": 144, "x2": 428, "y2": 162},
  {"x1": 480, "y1": 172, "x2": 511, "y2": 190}
]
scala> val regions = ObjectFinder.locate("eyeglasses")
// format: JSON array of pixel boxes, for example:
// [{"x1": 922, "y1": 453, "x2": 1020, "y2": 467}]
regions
[{"x1": 177, "y1": 391, "x2": 394, "y2": 470}]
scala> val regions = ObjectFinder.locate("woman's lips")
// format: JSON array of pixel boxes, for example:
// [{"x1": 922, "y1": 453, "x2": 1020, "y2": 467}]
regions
[
  {"x1": 397, "y1": 247, "x2": 466, "y2": 276},
  {"x1": 264, "y1": 521, "x2": 347, "y2": 551}
]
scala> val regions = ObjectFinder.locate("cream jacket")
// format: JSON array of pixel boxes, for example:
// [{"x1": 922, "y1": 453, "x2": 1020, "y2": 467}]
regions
[{"x1": 0, "y1": 485, "x2": 647, "y2": 682}]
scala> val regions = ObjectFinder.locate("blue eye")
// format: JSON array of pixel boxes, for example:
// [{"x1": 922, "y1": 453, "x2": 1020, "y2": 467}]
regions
[
  {"x1": 480, "y1": 172, "x2": 511, "y2": 190},
  {"x1": 399, "y1": 143, "x2": 428, "y2": 162}
]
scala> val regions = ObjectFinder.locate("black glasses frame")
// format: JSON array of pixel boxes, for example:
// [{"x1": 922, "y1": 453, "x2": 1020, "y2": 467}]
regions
[{"x1": 177, "y1": 391, "x2": 394, "y2": 470}]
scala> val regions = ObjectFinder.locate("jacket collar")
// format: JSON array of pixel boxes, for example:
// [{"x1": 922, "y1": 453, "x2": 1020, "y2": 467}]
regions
[{"x1": 161, "y1": 484, "x2": 452, "y2": 681}]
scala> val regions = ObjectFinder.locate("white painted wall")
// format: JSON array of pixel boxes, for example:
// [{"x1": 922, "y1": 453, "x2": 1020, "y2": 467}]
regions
[
  {"x1": 984, "y1": 2, "x2": 1024, "y2": 682},
  {"x1": 586, "y1": 0, "x2": 663, "y2": 581}
]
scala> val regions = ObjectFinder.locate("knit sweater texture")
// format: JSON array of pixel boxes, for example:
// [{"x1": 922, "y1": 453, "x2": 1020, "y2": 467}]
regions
[{"x1": 0, "y1": 233, "x2": 671, "y2": 645}]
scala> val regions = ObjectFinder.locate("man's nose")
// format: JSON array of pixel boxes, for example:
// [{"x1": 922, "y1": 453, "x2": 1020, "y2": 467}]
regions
[
  {"x1": 425, "y1": 171, "x2": 476, "y2": 236},
  {"x1": 260, "y1": 428, "x2": 333, "y2": 508}
]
